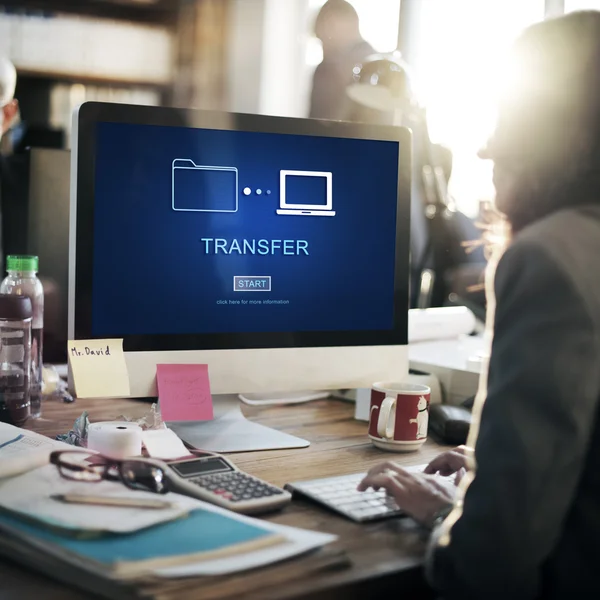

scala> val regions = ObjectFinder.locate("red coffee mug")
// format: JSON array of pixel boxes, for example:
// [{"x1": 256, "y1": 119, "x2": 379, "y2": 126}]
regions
[{"x1": 368, "y1": 382, "x2": 431, "y2": 452}]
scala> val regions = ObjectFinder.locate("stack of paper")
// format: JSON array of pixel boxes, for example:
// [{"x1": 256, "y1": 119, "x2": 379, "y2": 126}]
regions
[
  {"x1": 0, "y1": 421, "x2": 336, "y2": 597},
  {"x1": 0, "y1": 508, "x2": 286, "y2": 579}
]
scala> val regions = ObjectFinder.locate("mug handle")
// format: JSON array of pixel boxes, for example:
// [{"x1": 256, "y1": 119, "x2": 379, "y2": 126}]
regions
[{"x1": 377, "y1": 395, "x2": 397, "y2": 439}]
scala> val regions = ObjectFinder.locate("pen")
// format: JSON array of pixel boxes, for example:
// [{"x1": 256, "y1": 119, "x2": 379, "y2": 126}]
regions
[{"x1": 50, "y1": 494, "x2": 173, "y2": 510}]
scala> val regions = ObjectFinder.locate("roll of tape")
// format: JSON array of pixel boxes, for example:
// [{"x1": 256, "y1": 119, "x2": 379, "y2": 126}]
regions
[{"x1": 87, "y1": 421, "x2": 143, "y2": 459}]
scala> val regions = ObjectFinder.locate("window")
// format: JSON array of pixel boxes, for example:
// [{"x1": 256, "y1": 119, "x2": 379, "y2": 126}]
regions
[
  {"x1": 410, "y1": 0, "x2": 546, "y2": 216},
  {"x1": 565, "y1": 0, "x2": 600, "y2": 11}
]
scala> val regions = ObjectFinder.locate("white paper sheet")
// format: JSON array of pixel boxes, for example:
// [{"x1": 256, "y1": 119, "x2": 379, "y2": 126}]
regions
[
  {"x1": 0, "y1": 422, "x2": 67, "y2": 455},
  {"x1": 155, "y1": 502, "x2": 337, "y2": 577},
  {"x1": 142, "y1": 428, "x2": 191, "y2": 460},
  {"x1": 0, "y1": 463, "x2": 203, "y2": 533},
  {"x1": 0, "y1": 422, "x2": 69, "y2": 479}
]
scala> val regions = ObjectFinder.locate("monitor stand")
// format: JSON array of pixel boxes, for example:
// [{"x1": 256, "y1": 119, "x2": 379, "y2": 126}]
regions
[{"x1": 167, "y1": 395, "x2": 310, "y2": 453}]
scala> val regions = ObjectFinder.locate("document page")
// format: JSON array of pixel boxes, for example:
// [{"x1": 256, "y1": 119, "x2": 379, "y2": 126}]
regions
[{"x1": 0, "y1": 422, "x2": 68, "y2": 479}]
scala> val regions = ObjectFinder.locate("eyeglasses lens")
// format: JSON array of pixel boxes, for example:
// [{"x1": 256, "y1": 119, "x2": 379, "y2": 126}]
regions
[{"x1": 57, "y1": 452, "x2": 105, "y2": 482}]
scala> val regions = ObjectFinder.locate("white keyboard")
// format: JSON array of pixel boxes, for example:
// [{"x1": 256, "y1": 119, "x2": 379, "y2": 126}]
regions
[{"x1": 285, "y1": 464, "x2": 454, "y2": 523}]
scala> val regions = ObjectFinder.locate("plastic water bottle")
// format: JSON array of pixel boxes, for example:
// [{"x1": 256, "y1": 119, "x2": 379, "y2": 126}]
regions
[{"x1": 0, "y1": 256, "x2": 44, "y2": 418}]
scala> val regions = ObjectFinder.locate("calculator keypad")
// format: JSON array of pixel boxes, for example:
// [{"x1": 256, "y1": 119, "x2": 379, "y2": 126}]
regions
[{"x1": 193, "y1": 472, "x2": 284, "y2": 503}]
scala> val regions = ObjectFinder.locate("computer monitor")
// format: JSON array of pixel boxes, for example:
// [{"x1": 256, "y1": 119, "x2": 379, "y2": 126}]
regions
[{"x1": 69, "y1": 101, "x2": 411, "y2": 452}]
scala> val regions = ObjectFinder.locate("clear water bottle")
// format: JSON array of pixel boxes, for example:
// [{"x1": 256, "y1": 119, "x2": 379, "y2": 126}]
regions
[
  {"x1": 0, "y1": 256, "x2": 44, "y2": 418},
  {"x1": 0, "y1": 294, "x2": 32, "y2": 426}
]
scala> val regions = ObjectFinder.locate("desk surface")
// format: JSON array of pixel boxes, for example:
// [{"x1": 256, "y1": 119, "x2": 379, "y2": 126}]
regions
[{"x1": 0, "y1": 397, "x2": 449, "y2": 600}]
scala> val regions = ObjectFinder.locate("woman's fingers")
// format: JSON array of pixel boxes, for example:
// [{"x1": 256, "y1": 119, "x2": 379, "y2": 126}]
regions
[
  {"x1": 424, "y1": 450, "x2": 469, "y2": 475},
  {"x1": 358, "y1": 472, "x2": 408, "y2": 496},
  {"x1": 455, "y1": 466, "x2": 467, "y2": 485},
  {"x1": 357, "y1": 461, "x2": 410, "y2": 490}
]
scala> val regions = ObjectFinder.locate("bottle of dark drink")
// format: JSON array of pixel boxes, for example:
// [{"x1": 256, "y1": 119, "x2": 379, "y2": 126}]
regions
[
  {"x1": 0, "y1": 256, "x2": 43, "y2": 418},
  {"x1": 0, "y1": 294, "x2": 32, "y2": 426}
]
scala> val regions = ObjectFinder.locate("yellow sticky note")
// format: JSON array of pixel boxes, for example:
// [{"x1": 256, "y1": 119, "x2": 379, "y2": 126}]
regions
[{"x1": 67, "y1": 339, "x2": 130, "y2": 399}]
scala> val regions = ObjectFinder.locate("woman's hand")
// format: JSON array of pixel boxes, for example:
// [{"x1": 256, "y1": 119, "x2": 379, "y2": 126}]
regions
[
  {"x1": 424, "y1": 446, "x2": 471, "y2": 484},
  {"x1": 357, "y1": 461, "x2": 456, "y2": 528}
]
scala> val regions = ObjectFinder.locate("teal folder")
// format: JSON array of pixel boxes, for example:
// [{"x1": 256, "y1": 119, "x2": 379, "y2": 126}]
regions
[{"x1": 0, "y1": 508, "x2": 283, "y2": 579}]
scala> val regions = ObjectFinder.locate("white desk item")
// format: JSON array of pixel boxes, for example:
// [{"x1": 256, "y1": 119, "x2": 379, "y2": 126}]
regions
[
  {"x1": 238, "y1": 391, "x2": 330, "y2": 406},
  {"x1": 286, "y1": 464, "x2": 455, "y2": 523},
  {"x1": 165, "y1": 454, "x2": 291, "y2": 515},
  {"x1": 408, "y1": 306, "x2": 477, "y2": 343},
  {"x1": 409, "y1": 335, "x2": 486, "y2": 405},
  {"x1": 142, "y1": 428, "x2": 191, "y2": 460},
  {"x1": 87, "y1": 421, "x2": 142, "y2": 458},
  {"x1": 0, "y1": 422, "x2": 68, "y2": 479},
  {"x1": 168, "y1": 396, "x2": 310, "y2": 453}
]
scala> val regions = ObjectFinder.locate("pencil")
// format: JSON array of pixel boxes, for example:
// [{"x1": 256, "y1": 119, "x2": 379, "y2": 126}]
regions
[{"x1": 50, "y1": 494, "x2": 173, "y2": 509}]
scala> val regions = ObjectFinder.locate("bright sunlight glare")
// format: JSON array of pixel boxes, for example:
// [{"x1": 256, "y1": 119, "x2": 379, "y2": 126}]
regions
[
  {"x1": 412, "y1": 0, "x2": 545, "y2": 216},
  {"x1": 305, "y1": 0, "x2": 546, "y2": 216}
]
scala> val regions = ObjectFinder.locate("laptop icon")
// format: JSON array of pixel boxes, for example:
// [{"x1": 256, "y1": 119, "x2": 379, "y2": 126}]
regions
[{"x1": 276, "y1": 170, "x2": 335, "y2": 217}]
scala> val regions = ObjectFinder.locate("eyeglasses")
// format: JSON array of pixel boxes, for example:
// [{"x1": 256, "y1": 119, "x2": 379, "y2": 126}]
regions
[{"x1": 49, "y1": 450, "x2": 171, "y2": 494}]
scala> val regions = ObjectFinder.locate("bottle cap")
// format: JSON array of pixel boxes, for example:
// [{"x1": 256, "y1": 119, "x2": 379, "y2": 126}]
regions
[
  {"x1": 6, "y1": 255, "x2": 38, "y2": 272},
  {"x1": 0, "y1": 294, "x2": 32, "y2": 320}
]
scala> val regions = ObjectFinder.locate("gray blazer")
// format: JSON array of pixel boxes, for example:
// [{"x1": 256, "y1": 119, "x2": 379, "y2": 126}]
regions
[{"x1": 427, "y1": 205, "x2": 600, "y2": 599}]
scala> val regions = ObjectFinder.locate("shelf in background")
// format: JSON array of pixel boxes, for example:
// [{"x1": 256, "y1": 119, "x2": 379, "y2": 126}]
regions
[
  {"x1": 0, "y1": 0, "x2": 179, "y2": 26},
  {"x1": 17, "y1": 67, "x2": 172, "y2": 90}
]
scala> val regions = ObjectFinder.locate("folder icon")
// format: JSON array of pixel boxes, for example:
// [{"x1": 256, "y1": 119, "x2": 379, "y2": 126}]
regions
[{"x1": 172, "y1": 159, "x2": 239, "y2": 213}]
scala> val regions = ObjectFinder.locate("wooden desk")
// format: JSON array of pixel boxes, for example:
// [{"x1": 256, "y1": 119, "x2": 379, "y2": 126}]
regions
[{"x1": 0, "y1": 398, "x2": 450, "y2": 600}]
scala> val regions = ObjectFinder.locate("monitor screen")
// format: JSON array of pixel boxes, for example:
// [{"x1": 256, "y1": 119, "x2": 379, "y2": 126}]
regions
[{"x1": 72, "y1": 103, "x2": 410, "y2": 352}]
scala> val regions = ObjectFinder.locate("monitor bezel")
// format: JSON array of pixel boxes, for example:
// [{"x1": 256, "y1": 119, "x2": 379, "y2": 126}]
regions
[{"x1": 71, "y1": 101, "x2": 411, "y2": 352}]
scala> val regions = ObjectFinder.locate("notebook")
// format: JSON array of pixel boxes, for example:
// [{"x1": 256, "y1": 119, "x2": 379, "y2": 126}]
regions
[{"x1": 0, "y1": 507, "x2": 285, "y2": 580}]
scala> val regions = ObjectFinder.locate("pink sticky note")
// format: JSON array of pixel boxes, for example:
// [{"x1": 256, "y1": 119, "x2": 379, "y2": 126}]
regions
[{"x1": 156, "y1": 364, "x2": 214, "y2": 422}]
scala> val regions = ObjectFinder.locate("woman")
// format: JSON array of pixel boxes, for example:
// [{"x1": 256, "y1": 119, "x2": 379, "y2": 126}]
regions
[{"x1": 358, "y1": 11, "x2": 600, "y2": 599}]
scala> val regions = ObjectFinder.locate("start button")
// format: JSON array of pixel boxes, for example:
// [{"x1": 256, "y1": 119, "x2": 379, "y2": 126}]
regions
[{"x1": 234, "y1": 276, "x2": 271, "y2": 292}]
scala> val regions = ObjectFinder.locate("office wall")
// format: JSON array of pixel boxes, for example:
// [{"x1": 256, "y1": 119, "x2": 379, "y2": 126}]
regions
[
  {"x1": 227, "y1": 0, "x2": 312, "y2": 117},
  {"x1": 227, "y1": 0, "x2": 266, "y2": 114},
  {"x1": 259, "y1": 0, "x2": 311, "y2": 118}
]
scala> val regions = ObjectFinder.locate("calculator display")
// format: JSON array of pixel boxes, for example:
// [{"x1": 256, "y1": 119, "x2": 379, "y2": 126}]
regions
[{"x1": 170, "y1": 457, "x2": 233, "y2": 477}]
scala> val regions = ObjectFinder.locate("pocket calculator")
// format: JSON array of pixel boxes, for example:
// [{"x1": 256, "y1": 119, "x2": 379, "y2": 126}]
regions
[{"x1": 164, "y1": 454, "x2": 291, "y2": 515}]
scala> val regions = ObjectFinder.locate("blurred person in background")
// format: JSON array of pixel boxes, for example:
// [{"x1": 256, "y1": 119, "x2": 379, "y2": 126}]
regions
[
  {"x1": 0, "y1": 56, "x2": 19, "y2": 151},
  {"x1": 0, "y1": 56, "x2": 20, "y2": 274},
  {"x1": 309, "y1": 0, "x2": 374, "y2": 120},
  {"x1": 359, "y1": 11, "x2": 600, "y2": 599},
  {"x1": 0, "y1": 57, "x2": 60, "y2": 363}
]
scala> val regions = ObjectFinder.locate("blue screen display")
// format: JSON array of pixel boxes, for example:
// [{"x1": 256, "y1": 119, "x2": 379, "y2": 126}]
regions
[
  {"x1": 285, "y1": 174, "x2": 328, "y2": 207},
  {"x1": 92, "y1": 122, "x2": 400, "y2": 336}
]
